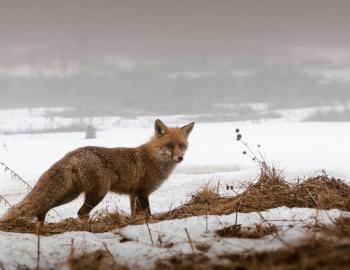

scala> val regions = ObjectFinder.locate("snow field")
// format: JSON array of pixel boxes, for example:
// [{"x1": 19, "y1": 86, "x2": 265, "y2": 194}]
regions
[{"x1": 0, "y1": 110, "x2": 350, "y2": 269}]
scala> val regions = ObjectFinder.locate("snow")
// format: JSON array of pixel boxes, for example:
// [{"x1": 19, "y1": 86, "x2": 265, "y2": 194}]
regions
[
  {"x1": 0, "y1": 207, "x2": 347, "y2": 270},
  {"x1": 0, "y1": 107, "x2": 350, "y2": 268}
]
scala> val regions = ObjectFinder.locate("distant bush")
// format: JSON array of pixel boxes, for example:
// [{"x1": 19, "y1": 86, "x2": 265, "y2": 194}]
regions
[{"x1": 85, "y1": 124, "x2": 97, "y2": 139}]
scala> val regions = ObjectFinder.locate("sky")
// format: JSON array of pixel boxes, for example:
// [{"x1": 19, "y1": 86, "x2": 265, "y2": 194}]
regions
[
  {"x1": 1, "y1": 1, "x2": 350, "y2": 66},
  {"x1": 0, "y1": 0, "x2": 350, "y2": 110}
]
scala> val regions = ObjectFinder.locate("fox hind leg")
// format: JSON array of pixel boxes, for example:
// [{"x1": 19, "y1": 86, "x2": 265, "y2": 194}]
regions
[
  {"x1": 78, "y1": 176, "x2": 110, "y2": 219},
  {"x1": 35, "y1": 190, "x2": 81, "y2": 223}
]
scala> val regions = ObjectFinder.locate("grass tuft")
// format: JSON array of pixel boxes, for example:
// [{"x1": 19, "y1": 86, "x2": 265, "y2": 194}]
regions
[
  {"x1": 69, "y1": 250, "x2": 129, "y2": 270},
  {"x1": 190, "y1": 182, "x2": 220, "y2": 204},
  {"x1": 215, "y1": 223, "x2": 278, "y2": 239}
]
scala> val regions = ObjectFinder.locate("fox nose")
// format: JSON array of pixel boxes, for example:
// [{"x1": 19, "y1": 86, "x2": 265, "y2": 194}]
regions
[{"x1": 178, "y1": 156, "x2": 183, "y2": 162}]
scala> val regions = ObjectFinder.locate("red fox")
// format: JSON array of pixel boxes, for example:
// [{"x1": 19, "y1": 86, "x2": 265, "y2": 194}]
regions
[{"x1": 0, "y1": 119, "x2": 194, "y2": 223}]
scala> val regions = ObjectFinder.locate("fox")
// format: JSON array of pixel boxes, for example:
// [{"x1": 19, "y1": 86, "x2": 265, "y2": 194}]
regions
[{"x1": 0, "y1": 119, "x2": 194, "y2": 223}]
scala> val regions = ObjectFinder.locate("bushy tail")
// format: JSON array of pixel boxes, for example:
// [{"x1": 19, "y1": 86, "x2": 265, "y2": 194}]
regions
[
  {"x1": 0, "y1": 165, "x2": 76, "y2": 224},
  {"x1": 0, "y1": 199, "x2": 37, "y2": 225}
]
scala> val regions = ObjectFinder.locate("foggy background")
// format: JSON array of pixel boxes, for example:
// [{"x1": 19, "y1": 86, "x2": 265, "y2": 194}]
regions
[{"x1": 1, "y1": 0, "x2": 350, "y2": 119}]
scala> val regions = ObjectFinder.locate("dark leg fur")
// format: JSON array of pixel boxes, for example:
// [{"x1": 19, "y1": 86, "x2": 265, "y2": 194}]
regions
[
  {"x1": 130, "y1": 194, "x2": 137, "y2": 215},
  {"x1": 55, "y1": 190, "x2": 81, "y2": 208},
  {"x1": 130, "y1": 193, "x2": 150, "y2": 215},
  {"x1": 36, "y1": 189, "x2": 81, "y2": 223},
  {"x1": 36, "y1": 191, "x2": 80, "y2": 223},
  {"x1": 78, "y1": 180, "x2": 110, "y2": 219},
  {"x1": 138, "y1": 194, "x2": 150, "y2": 215},
  {"x1": 37, "y1": 212, "x2": 47, "y2": 223}
]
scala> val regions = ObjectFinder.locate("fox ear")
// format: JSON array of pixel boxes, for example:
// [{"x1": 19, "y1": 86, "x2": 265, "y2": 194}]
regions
[
  {"x1": 181, "y1": 122, "x2": 195, "y2": 137},
  {"x1": 155, "y1": 119, "x2": 167, "y2": 136}
]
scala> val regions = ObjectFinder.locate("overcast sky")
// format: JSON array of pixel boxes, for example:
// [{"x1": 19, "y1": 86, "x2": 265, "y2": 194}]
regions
[
  {"x1": 1, "y1": 0, "x2": 350, "y2": 67},
  {"x1": 1, "y1": 0, "x2": 350, "y2": 111}
]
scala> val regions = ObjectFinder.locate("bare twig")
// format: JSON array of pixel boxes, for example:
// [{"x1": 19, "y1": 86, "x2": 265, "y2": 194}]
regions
[
  {"x1": 184, "y1": 228, "x2": 195, "y2": 253},
  {"x1": 205, "y1": 205, "x2": 208, "y2": 233},
  {"x1": 146, "y1": 222, "x2": 154, "y2": 246},
  {"x1": 36, "y1": 223, "x2": 41, "y2": 270},
  {"x1": 306, "y1": 189, "x2": 319, "y2": 207},
  {"x1": 157, "y1": 231, "x2": 163, "y2": 246},
  {"x1": 255, "y1": 211, "x2": 291, "y2": 248},
  {"x1": 306, "y1": 189, "x2": 336, "y2": 225},
  {"x1": 0, "y1": 194, "x2": 13, "y2": 209},
  {"x1": 103, "y1": 242, "x2": 117, "y2": 268},
  {"x1": 69, "y1": 239, "x2": 75, "y2": 259},
  {"x1": 214, "y1": 215, "x2": 224, "y2": 227},
  {"x1": 168, "y1": 202, "x2": 173, "y2": 212},
  {"x1": 0, "y1": 161, "x2": 32, "y2": 191},
  {"x1": 235, "y1": 201, "x2": 240, "y2": 225},
  {"x1": 321, "y1": 169, "x2": 329, "y2": 179}
]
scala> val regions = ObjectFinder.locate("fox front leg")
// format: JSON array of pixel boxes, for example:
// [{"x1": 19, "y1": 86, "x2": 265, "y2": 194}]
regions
[
  {"x1": 138, "y1": 193, "x2": 151, "y2": 215},
  {"x1": 130, "y1": 193, "x2": 151, "y2": 215}
]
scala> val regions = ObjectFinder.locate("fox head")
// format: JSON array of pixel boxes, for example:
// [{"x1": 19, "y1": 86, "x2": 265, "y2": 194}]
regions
[{"x1": 150, "y1": 119, "x2": 195, "y2": 163}]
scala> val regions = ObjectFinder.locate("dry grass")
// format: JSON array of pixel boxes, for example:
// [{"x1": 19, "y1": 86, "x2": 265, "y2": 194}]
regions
[
  {"x1": 69, "y1": 250, "x2": 129, "y2": 270},
  {"x1": 335, "y1": 217, "x2": 350, "y2": 237},
  {"x1": 194, "y1": 242, "x2": 211, "y2": 252},
  {"x1": 63, "y1": 218, "x2": 350, "y2": 270},
  {"x1": 1, "y1": 167, "x2": 350, "y2": 235},
  {"x1": 155, "y1": 237, "x2": 350, "y2": 270},
  {"x1": 49, "y1": 214, "x2": 350, "y2": 270},
  {"x1": 155, "y1": 168, "x2": 350, "y2": 221},
  {"x1": 0, "y1": 211, "x2": 135, "y2": 235},
  {"x1": 316, "y1": 216, "x2": 350, "y2": 238},
  {"x1": 215, "y1": 223, "x2": 278, "y2": 239},
  {"x1": 190, "y1": 182, "x2": 220, "y2": 204}
]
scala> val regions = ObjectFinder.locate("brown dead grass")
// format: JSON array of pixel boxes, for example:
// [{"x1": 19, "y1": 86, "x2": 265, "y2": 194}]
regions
[
  {"x1": 215, "y1": 223, "x2": 278, "y2": 239},
  {"x1": 69, "y1": 250, "x2": 129, "y2": 270},
  {"x1": 335, "y1": 217, "x2": 350, "y2": 237},
  {"x1": 190, "y1": 182, "x2": 220, "y2": 204},
  {"x1": 0, "y1": 211, "x2": 135, "y2": 235},
  {"x1": 316, "y1": 216, "x2": 350, "y2": 238},
  {"x1": 1, "y1": 168, "x2": 350, "y2": 235},
  {"x1": 155, "y1": 168, "x2": 350, "y2": 221},
  {"x1": 194, "y1": 242, "x2": 211, "y2": 252},
  {"x1": 155, "y1": 237, "x2": 350, "y2": 270},
  {"x1": 65, "y1": 220, "x2": 350, "y2": 270}
]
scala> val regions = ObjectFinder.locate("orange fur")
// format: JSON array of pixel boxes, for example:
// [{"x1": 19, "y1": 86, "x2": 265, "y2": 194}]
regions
[{"x1": 0, "y1": 120, "x2": 194, "y2": 223}]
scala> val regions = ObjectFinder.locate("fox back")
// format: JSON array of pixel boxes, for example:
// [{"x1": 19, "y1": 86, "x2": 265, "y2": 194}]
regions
[{"x1": 0, "y1": 119, "x2": 195, "y2": 223}]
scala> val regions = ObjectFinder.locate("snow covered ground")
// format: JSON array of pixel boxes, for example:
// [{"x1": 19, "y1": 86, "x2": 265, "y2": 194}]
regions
[
  {"x1": 0, "y1": 207, "x2": 347, "y2": 270},
  {"x1": 0, "y1": 107, "x2": 350, "y2": 269}
]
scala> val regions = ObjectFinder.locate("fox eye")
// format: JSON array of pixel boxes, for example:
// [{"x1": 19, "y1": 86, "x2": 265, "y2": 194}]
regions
[
  {"x1": 165, "y1": 142, "x2": 174, "y2": 148},
  {"x1": 178, "y1": 143, "x2": 186, "y2": 149}
]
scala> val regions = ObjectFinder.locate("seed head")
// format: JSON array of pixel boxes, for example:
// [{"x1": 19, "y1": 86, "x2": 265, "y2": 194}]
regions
[
  {"x1": 257, "y1": 144, "x2": 261, "y2": 148},
  {"x1": 236, "y1": 134, "x2": 242, "y2": 141},
  {"x1": 235, "y1": 128, "x2": 240, "y2": 133},
  {"x1": 243, "y1": 151, "x2": 247, "y2": 155}
]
